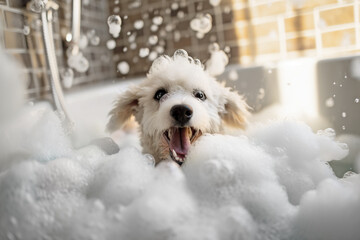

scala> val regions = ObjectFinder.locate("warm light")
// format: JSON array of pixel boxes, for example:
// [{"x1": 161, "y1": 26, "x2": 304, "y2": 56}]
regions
[{"x1": 278, "y1": 58, "x2": 319, "y2": 120}]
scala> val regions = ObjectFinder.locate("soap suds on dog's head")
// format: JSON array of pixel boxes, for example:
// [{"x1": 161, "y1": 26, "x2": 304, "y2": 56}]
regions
[{"x1": 1, "y1": 49, "x2": 360, "y2": 240}]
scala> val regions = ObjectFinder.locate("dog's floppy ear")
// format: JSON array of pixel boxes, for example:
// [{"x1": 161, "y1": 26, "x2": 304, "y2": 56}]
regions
[
  {"x1": 220, "y1": 87, "x2": 250, "y2": 129},
  {"x1": 107, "y1": 85, "x2": 141, "y2": 132}
]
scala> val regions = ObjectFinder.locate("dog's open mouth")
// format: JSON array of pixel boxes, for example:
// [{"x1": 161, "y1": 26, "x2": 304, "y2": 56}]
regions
[{"x1": 163, "y1": 127, "x2": 201, "y2": 165}]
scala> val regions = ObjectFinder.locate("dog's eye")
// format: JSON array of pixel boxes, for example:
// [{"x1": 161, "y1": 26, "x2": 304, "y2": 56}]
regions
[
  {"x1": 194, "y1": 90, "x2": 206, "y2": 101},
  {"x1": 154, "y1": 89, "x2": 167, "y2": 101}
]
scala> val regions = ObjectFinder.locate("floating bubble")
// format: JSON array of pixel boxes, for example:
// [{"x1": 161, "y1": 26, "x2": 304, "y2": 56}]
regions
[
  {"x1": 123, "y1": 47, "x2": 128, "y2": 52},
  {"x1": 355, "y1": 98, "x2": 359, "y2": 103},
  {"x1": 78, "y1": 35, "x2": 88, "y2": 49},
  {"x1": 342, "y1": 112, "x2": 347, "y2": 118},
  {"x1": 134, "y1": 20, "x2": 144, "y2": 30},
  {"x1": 196, "y1": 32, "x2": 204, "y2": 39},
  {"x1": 139, "y1": 48, "x2": 150, "y2": 58},
  {"x1": 174, "y1": 31, "x2": 181, "y2": 42},
  {"x1": 128, "y1": 32, "x2": 137, "y2": 42},
  {"x1": 67, "y1": 52, "x2": 89, "y2": 73},
  {"x1": 148, "y1": 51, "x2": 158, "y2": 61},
  {"x1": 177, "y1": 11, "x2": 185, "y2": 19},
  {"x1": 228, "y1": 70, "x2": 238, "y2": 81},
  {"x1": 148, "y1": 35, "x2": 158, "y2": 45},
  {"x1": 107, "y1": 15, "x2": 122, "y2": 38},
  {"x1": 342, "y1": 125, "x2": 346, "y2": 130},
  {"x1": 113, "y1": 7, "x2": 120, "y2": 13},
  {"x1": 155, "y1": 45, "x2": 165, "y2": 54},
  {"x1": 190, "y1": 13, "x2": 212, "y2": 36},
  {"x1": 208, "y1": 42, "x2": 220, "y2": 53},
  {"x1": 152, "y1": 16, "x2": 163, "y2": 25},
  {"x1": 150, "y1": 24, "x2": 159, "y2": 32},
  {"x1": 130, "y1": 42, "x2": 137, "y2": 50},
  {"x1": 106, "y1": 39, "x2": 116, "y2": 50},
  {"x1": 29, "y1": 0, "x2": 46, "y2": 13},
  {"x1": 325, "y1": 97, "x2": 334, "y2": 108},
  {"x1": 86, "y1": 29, "x2": 96, "y2": 39},
  {"x1": 117, "y1": 61, "x2": 130, "y2": 74},
  {"x1": 90, "y1": 36, "x2": 100, "y2": 46},
  {"x1": 65, "y1": 32, "x2": 72, "y2": 42},
  {"x1": 61, "y1": 68, "x2": 74, "y2": 89},
  {"x1": 171, "y1": 2, "x2": 179, "y2": 10},
  {"x1": 224, "y1": 46, "x2": 231, "y2": 53},
  {"x1": 206, "y1": 43, "x2": 229, "y2": 76},
  {"x1": 165, "y1": 23, "x2": 174, "y2": 32},
  {"x1": 258, "y1": 88, "x2": 265, "y2": 100},
  {"x1": 83, "y1": 0, "x2": 90, "y2": 5},
  {"x1": 23, "y1": 25, "x2": 30, "y2": 35},
  {"x1": 128, "y1": 0, "x2": 141, "y2": 9},
  {"x1": 209, "y1": 0, "x2": 222, "y2": 7}
]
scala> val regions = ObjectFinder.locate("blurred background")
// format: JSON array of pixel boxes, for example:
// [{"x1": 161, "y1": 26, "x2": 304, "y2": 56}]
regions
[{"x1": 0, "y1": 0, "x2": 360, "y2": 174}]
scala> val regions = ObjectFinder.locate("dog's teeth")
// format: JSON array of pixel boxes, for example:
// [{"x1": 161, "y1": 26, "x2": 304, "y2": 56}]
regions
[
  {"x1": 188, "y1": 127, "x2": 192, "y2": 139},
  {"x1": 172, "y1": 149, "x2": 177, "y2": 158}
]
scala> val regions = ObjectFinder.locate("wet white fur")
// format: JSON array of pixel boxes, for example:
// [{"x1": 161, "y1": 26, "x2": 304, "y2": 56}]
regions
[{"x1": 108, "y1": 53, "x2": 249, "y2": 163}]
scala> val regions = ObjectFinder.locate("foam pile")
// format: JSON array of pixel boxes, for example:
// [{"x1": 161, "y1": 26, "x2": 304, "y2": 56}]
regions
[{"x1": 1, "y1": 50, "x2": 360, "y2": 240}]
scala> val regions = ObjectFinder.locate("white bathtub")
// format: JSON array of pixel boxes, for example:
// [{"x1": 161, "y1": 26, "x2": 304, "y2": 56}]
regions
[{"x1": 64, "y1": 77, "x2": 143, "y2": 146}]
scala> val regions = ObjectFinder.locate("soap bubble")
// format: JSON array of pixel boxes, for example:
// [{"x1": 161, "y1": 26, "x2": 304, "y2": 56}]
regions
[
  {"x1": 117, "y1": 61, "x2": 130, "y2": 74},
  {"x1": 325, "y1": 97, "x2": 334, "y2": 108},
  {"x1": 228, "y1": 70, "x2": 238, "y2": 81},
  {"x1": 152, "y1": 16, "x2": 163, "y2": 25},
  {"x1": 107, "y1": 15, "x2": 122, "y2": 38},
  {"x1": 150, "y1": 24, "x2": 159, "y2": 32},
  {"x1": 173, "y1": 49, "x2": 189, "y2": 60},
  {"x1": 171, "y1": 2, "x2": 179, "y2": 10},
  {"x1": 205, "y1": 43, "x2": 229, "y2": 76},
  {"x1": 139, "y1": 48, "x2": 150, "y2": 58},
  {"x1": 106, "y1": 39, "x2": 116, "y2": 50},
  {"x1": 23, "y1": 25, "x2": 30, "y2": 35},
  {"x1": 342, "y1": 112, "x2": 347, "y2": 118},
  {"x1": 148, "y1": 35, "x2": 158, "y2": 45},
  {"x1": 190, "y1": 13, "x2": 212, "y2": 37},
  {"x1": 78, "y1": 35, "x2": 88, "y2": 49},
  {"x1": 355, "y1": 98, "x2": 359, "y2": 103},
  {"x1": 148, "y1": 51, "x2": 158, "y2": 61},
  {"x1": 177, "y1": 11, "x2": 185, "y2": 19},
  {"x1": 61, "y1": 68, "x2": 74, "y2": 89},
  {"x1": 174, "y1": 31, "x2": 181, "y2": 41},
  {"x1": 67, "y1": 52, "x2": 89, "y2": 73},
  {"x1": 128, "y1": 32, "x2": 137, "y2": 42},
  {"x1": 29, "y1": 0, "x2": 46, "y2": 13},
  {"x1": 134, "y1": 20, "x2": 144, "y2": 30},
  {"x1": 130, "y1": 42, "x2": 137, "y2": 50},
  {"x1": 209, "y1": 0, "x2": 221, "y2": 7},
  {"x1": 90, "y1": 36, "x2": 100, "y2": 46}
]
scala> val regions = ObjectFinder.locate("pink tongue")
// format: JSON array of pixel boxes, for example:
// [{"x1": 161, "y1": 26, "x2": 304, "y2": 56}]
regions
[{"x1": 170, "y1": 128, "x2": 191, "y2": 156}]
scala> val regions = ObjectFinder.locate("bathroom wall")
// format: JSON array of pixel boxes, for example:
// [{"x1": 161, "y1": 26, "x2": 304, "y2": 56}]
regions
[
  {"x1": 0, "y1": 0, "x2": 116, "y2": 102},
  {"x1": 110, "y1": 0, "x2": 360, "y2": 78}
]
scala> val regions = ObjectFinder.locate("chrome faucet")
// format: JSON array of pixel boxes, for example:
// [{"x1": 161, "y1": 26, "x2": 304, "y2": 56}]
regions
[{"x1": 27, "y1": 0, "x2": 72, "y2": 128}]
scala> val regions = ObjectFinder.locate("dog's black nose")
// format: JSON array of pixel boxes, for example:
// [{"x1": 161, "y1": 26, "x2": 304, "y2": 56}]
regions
[{"x1": 170, "y1": 104, "x2": 193, "y2": 125}]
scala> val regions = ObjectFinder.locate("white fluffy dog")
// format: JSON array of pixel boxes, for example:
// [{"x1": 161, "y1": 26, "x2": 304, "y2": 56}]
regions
[{"x1": 107, "y1": 49, "x2": 249, "y2": 165}]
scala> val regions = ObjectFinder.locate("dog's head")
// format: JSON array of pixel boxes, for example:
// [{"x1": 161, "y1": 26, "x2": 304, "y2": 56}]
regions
[{"x1": 107, "y1": 50, "x2": 249, "y2": 165}]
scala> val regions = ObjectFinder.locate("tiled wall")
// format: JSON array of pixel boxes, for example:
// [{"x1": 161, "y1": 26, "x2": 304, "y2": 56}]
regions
[
  {"x1": 111, "y1": 0, "x2": 360, "y2": 78},
  {"x1": 110, "y1": 0, "x2": 237, "y2": 77},
  {"x1": 0, "y1": 0, "x2": 116, "y2": 101}
]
